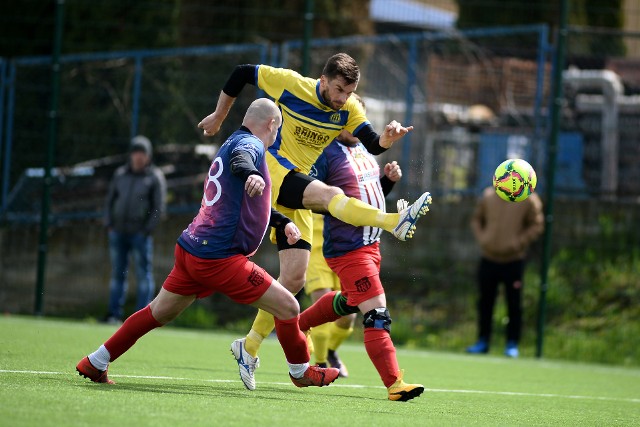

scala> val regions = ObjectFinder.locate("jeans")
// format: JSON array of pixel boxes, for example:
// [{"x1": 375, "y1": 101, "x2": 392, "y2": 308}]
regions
[{"x1": 107, "y1": 230, "x2": 155, "y2": 319}]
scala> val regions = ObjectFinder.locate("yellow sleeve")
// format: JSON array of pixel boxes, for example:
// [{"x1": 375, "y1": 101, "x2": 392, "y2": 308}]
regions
[
  {"x1": 257, "y1": 65, "x2": 304, "y2": 101},
  {"x1": 343, "y1": 95, "x2": 369, "y2": 134}
]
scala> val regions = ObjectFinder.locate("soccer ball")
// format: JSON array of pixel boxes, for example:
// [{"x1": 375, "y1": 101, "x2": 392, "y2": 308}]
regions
[{"x1": 493, "y1": 159, "x2": 537, "y2": 202}]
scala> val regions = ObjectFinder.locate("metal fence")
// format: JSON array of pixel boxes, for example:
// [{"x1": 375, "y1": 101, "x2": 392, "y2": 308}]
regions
[
  {"x1": 1, "y1": 24, "x2": 639, "y2": 365},
  {"x1": 0, "y1": 26, "x2": 553, "y2": 219}
]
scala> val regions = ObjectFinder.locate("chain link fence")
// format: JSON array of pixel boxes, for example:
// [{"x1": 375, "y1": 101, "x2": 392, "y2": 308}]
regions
[{"x1": 1, "y1": 20, "x2": 639, "y2": 365}]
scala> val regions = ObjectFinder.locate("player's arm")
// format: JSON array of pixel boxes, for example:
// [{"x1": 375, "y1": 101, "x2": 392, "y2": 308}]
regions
[
  {"x1": 270, "y1": 209, "x2": 300, "y2": 244},
  {"x1": 229, "y1": 143, "x2": 265, "y2": 197},
  {"x1": 354, "y1": 124, "x2": 386, "y2": 155},
  {"x1": 380, "y1": 161, "x2": 402, "y2": 196},
  {"x1": 355, "y1": 121, "x2": 414, "y2": 153},
  {"x1": 198, "y1": 65, "x2": 257, "y2": 136}
]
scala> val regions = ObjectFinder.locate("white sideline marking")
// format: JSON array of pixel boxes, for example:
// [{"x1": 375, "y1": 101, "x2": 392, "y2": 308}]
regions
[{"x1": 1, "y1": 369, "x2": 639, "y2": 404}]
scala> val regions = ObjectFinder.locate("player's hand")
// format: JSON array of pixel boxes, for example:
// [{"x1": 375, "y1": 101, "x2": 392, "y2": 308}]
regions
[
  {"x1": 284, "y1": 222, "x2": 301, "y2": 245},
  {"x1": 245, "y1": 174, "x2": 265, "y2": 197},
  {"x1": 379, "y1": 120, "x2": 413, "y2": 149},
  {"x1": 384, "y1": 161, "x2": 402, "y2": 182},
  {"x1": 198, "y1": 111, "x2": 224, "y2": 136}
]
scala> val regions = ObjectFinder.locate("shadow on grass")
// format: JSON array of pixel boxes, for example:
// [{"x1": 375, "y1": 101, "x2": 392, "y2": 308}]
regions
[{"x1": 76, "y1": 380, "x2": 348, "y2": 403}]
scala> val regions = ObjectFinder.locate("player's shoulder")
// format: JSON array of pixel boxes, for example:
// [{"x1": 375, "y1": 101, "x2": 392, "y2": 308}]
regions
[
  {"x1": 344, "y1": 95, "x2": 366, "y2": 113},
  {"x1": 258, "y1": 65, "x2": 317, "y2": 90},
  {"x1": 231, "y1": 132, "x2": 264, "y2": 153},
  {"x1": 258, "y1": 64, "x2": 303, "y2": 81}
]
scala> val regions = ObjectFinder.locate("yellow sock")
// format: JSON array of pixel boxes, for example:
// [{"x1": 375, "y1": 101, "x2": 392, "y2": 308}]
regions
[
  {"x1": 310, "y1": 323, "x2": 331, "y2": 364},
  {"x1": 328, "y1": 322, "x2": 354, "y2": 350},
  {"x1": 328, "y1": 194, "x2": 399, "y2": 232},
  {"x1": 244, "y1": 309, "x2": 275, "y2": 357}
]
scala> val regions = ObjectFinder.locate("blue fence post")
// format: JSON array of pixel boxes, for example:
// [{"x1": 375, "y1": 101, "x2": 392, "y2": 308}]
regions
[
  {"x1": 402, "y1": 36, "x2": 418, "y2": 195},
  {"x1": 130, "y1": 55, "x2": 143, "y2": 140},
  {"x1": 1, "y1": 62, "x2": 16, "y2": 213}
]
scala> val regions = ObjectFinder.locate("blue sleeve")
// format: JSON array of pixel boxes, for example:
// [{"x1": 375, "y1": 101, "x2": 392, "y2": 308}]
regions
[{"x1": 230, "y1": 137, "x2": 264, "y2": 179}]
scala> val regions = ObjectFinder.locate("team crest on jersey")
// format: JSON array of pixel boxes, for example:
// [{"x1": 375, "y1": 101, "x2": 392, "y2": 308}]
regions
[
  {"x1": 248, "y1": 265, "x2": 265, "y2": 287},
  {"x1": 330, "y1": 112, "x2": 341, "y2": 124},
  {"x1": 354, "y1": 276, "x2": 371, "y2": 293}
]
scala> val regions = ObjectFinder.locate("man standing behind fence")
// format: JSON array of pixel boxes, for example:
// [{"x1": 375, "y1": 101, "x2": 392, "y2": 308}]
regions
[
  {"x1": 103, "y1": 136, "x2": 167, "y2": 324},
  {"x1": 466, "y1": 186, "x2": 543, "y2": 358}
]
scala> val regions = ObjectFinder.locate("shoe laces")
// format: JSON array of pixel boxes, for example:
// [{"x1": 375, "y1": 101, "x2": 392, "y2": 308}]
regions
[
  {"x1": 244, "y1": 356, "x2": 259, "y2": 372},
  {"x1": 396, "y1": 199, "x2": 409, "y2": 212},
  {"x1": 238, "y1": 345, "x2": 259, "y2": 372}
]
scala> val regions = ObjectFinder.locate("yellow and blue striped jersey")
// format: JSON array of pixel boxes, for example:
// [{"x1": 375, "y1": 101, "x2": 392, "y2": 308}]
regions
[{"x1": 256, "y1": 65, "x2": 369, "y2": 174}]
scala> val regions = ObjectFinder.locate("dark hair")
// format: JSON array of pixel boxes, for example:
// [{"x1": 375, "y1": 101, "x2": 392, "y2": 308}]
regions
[{"x1": 322, "y1": 53, "x2": 360, "y2": 85}]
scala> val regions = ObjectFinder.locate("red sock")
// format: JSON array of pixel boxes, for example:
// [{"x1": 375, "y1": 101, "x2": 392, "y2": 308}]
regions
[
  {"x1": 274, "y1": 315, "x2": 309, "y2": 364},
  {"x1": 299, "y1": 291, "x2": 341, "y2": 331},
  {"x1": 104, "y1": 305, "x2": 162, "y2": 361},
  {"x1": 364, "y1": 328, "x2": 400, "y2": 387}
]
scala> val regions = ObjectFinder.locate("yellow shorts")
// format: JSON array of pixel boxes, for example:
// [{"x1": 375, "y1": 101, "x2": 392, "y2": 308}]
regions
[
  {"x1": 305, "y1": 214, "x2": 340, "y2": 295},
  {"x1": 267, "y1": 152, "x2": 313, "y2": 245}
]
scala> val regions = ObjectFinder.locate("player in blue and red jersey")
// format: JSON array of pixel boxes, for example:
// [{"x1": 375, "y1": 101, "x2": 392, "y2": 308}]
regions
[
  {"x1": 198, "y1": 53, "x2": 432, "y2": 390},
  {"x1": 75, "y1": 98, "x2": 339, "y2": 389},
  {"x1": 300, "y1": 95, "x2": 425, "y2": 401}
]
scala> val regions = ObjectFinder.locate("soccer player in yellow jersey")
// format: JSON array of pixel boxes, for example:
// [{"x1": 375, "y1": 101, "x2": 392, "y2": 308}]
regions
[{"x1": 198, "y1": 53, "x2": 432, "y2": 390}]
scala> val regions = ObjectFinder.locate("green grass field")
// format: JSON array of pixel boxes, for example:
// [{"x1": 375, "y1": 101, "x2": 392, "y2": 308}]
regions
[{"x1": 1, "y1": 315, "x2": 638, "y2": 427}]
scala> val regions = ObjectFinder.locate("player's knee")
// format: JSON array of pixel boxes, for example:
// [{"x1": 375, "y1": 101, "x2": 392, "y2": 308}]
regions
[
  {"x1": 363, "y1": 307, "x2": 392, "y2": 333},
  {"x1": 326, "y1": 185, "x2": 344, "y2": 198},
  {"x1": 277, "y1": 295, "x2": 301, "y2": 320},
  {"x1": 333, "y1": 292, "x2": 359, "y2": 316},
  {"x1": 280, "y1": 270, "x2": 306, "y2": 293}
]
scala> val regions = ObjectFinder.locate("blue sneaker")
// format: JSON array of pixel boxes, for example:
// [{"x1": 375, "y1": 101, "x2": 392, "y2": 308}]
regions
[
  {"x1": 466, "y1": 340, "x2": 489, "y2": 354},
  {"x1": 505, "y1": 341, "x2": 519, "y2": 358}
]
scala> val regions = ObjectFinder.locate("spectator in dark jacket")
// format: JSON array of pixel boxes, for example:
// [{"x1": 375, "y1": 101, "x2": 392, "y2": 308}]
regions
[{"x1": 104, "y1": 136, "x2": 166, "y2": 323}]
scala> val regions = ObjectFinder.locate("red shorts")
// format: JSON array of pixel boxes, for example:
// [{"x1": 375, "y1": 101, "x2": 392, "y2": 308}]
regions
[
  {"x1": 162, "y1": 244, "x2": 274, "y2": 304},
  {"x1": 325, "y1": 242, "x2": 384, "y2": 307}
]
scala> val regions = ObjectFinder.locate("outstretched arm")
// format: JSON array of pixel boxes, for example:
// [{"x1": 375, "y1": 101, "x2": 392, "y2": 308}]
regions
[
  {"x1": 198, "y1": 64, "x2": 257, "y2": 136},
  {"x1": 355, "y1": 121, "x2": 414, "y2": 155},
  {"x1": 198, "y1": 91, "x2": 236, "y2": 136}
]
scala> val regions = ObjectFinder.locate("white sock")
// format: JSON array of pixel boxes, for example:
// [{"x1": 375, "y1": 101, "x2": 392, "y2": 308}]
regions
[
  {"x1": 87, "y1": 345, "x2": 111, "y2": 371},
  {"x1": 288, "y1": 362, "x2": 309, "y2": 379}
]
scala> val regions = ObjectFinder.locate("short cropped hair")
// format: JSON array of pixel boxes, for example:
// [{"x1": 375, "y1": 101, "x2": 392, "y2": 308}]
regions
[{"x1": 322, "y1": 53, "x2": 360, "y2": 85}]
